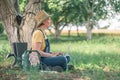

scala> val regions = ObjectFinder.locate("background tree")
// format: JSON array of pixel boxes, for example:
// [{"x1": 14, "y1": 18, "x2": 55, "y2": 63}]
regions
[
  {"x1": 78, "y1": 0, "x2": 109, "y2": 40},
  {"x1": 43, "y1": 0, "x2": 81, "y2": 39},
  {"x1": 42, "y1": 0, "x2": 110, "y2": 40}
]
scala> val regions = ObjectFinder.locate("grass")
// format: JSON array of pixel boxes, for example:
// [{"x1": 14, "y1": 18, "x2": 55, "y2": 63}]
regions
[
  {"x1": 0, "y1": 33, "x2": 120, "y2": 80},
  {"x1": 49, "y1": 34, "x2": 120, "y2": 67}
]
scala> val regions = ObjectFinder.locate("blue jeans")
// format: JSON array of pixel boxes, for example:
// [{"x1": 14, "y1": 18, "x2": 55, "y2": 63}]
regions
[{"x1": 41, "y1": 55, "x2": 70, "y2": 70}]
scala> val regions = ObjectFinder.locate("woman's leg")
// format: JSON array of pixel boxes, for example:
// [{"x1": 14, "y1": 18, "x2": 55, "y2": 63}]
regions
[{"x1": 41, "y1": 56, "x2": 67, "y2": 70}]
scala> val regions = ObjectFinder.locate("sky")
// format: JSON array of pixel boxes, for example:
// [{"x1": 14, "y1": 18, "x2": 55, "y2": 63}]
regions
[
  {"x1": 98, "y1": 14, "x2": 120, "y2": 30},
  {"x1": 62, "y1": 14, "x2": 120, "y2": 30}
]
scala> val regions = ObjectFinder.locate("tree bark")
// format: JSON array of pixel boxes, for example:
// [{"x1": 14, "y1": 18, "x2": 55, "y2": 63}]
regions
[
  {"x1": 54, "y1": 26, "x2": 60, "y2": 39},
  {"x1": 0, "y1": 0, "x2": 19, "y2": 46},
  {"x1": 0, "y1": 0, "x2": 42, "y2": 49},
  {"x1": 14, "y1": 0, "x2": 21, "y2": 14},
  {"x1": 86, "y1": 20, "x2": 93, "y2": 41},
  {"x1": 19, "y1": 0, "x2": 41, "y2": 49}
]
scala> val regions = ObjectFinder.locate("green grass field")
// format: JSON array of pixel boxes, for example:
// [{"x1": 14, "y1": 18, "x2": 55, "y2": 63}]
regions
[{"x1": 0, "y1": 33, "x2": 120, "y2": 80}]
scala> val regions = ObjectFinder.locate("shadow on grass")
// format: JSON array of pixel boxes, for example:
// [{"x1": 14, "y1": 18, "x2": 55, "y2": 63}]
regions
[{"x1": 0, "y1": 63, "x2": 120, "y2": 80}]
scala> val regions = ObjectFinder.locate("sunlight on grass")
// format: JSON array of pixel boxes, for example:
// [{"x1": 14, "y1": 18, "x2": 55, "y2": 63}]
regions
[{"x1": 49, "y1": 35, "x2": 120, "y2": 73}]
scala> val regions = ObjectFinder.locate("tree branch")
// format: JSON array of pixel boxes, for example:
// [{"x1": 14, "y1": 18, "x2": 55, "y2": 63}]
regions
[{"x1": 14, "y1": 0, "x2": 21, "y2": 14}]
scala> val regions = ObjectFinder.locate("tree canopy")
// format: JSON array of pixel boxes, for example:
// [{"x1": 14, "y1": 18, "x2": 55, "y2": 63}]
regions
[
  {"x1": 0, "y1": 0, "x2": 120, "y2": 50},
  {"x1": 42, "y1": 0, "x2": 111, "y2": 40}
]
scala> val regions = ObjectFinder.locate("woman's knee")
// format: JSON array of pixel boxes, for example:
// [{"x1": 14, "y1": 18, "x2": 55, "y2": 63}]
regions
[{"x1": 58, "y1": 56, "x2": 67, "y2": 63}]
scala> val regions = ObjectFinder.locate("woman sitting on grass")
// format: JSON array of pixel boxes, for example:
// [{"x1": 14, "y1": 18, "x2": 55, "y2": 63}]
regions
[{"x1": 29, "y1": 10, "x2": 73, "y2": 72}]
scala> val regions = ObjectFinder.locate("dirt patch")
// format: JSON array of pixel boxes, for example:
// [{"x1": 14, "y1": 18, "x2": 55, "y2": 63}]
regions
[{"x1": 0, "y1": 66, "x2": 82, "y2": 80}]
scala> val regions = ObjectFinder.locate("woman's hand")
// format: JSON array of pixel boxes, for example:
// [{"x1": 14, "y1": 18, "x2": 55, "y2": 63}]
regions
[{"x1": 51, "y1": 52, "x2": 63, "y2": 56}]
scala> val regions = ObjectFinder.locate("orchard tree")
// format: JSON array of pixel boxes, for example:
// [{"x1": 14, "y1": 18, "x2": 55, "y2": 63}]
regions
[
  {"x1": 0, "y1": 0, "x2": 42, "y2": 49},
  {"x1": 43, "y1": 0, "x2": 80, "y2": 39},
  {"x1": 71, "y1": 0, "x2": 120, "y2": 40},
  {"x1": 78, "y1": 0, "x2": 108, "y2": 40}
]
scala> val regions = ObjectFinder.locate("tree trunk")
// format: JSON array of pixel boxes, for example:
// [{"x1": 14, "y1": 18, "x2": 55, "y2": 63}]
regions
[
  {"x1": 68, "y1": 25, "x2": 72, "y2": 37},
  {"x1": 0, "y1": 0, "x2": 19, "y2": 46},
  {"x1": 86, "y1": 25, "x2": 92, "y2": 41},
  {"x1": 53, "y1": 22, "x2": 67, "y2": 39},
  {"x1": 54, "y1": 24, "x2": 66, "y2": 39},
  {"x1": 54, "y1": 26, "x2": 60, "y2": 39},
  {"x1": 0, "y1": 0, "x2": 42, "y2": 49},
  {"x1": 19, "y1": 0, "x2": 41, "y2": 49},
  {"x1": 86, "y1": 20, "x2": 93, "y2": 41},
  {"x1": 76, "y1": 25, "x2": 80, "y2": 36}
]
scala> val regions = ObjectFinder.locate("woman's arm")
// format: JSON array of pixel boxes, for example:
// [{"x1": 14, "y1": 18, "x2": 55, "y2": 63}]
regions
[
  {"x1": 33, "y1": 42, "x2": 57, "y2": 57},
  {"x1": 29, "y1": 42, "x2": 62, "y2": 66}
]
